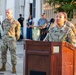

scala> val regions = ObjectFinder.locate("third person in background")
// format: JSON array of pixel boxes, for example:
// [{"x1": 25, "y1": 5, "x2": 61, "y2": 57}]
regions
[{"x1": 38, "y1": 13, "x2": 48, "y2": 41}]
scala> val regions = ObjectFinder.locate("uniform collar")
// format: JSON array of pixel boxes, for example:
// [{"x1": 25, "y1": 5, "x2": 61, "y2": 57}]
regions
[{"x1": 55, "y1": 24, "x2": 66, "y2": 31}]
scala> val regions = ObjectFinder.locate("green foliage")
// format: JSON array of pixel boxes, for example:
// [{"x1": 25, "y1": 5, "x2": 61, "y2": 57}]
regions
[{"x1": 47, "y1": 0, "x2": 76, "y2": 20}]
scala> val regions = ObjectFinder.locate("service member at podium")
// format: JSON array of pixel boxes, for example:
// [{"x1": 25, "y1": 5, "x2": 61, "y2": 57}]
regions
[{"x1": 43, "y1": 12, "x2": 76, "y2": 47}]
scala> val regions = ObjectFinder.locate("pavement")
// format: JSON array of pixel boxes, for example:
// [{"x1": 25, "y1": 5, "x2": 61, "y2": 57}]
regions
[{"x1": 0, "y1": 39, "x2": 24, "y2": 75}]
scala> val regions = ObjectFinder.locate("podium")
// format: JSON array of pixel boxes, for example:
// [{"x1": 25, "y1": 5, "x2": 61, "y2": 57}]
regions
[{"x1": 24, "y1": 40, "x2": 76, "y2": 75}]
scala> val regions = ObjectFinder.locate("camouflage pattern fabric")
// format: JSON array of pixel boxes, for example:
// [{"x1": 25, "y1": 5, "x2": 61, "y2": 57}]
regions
[
  {"x1": 32, "y1": 27, "x2": 40, "y2": 41},
  {"x1": 43, "y1": 24, "x2": 76, "y2": 47},
  {"x1": 66, "y1": 21, "x2": 76, "y2": 35},
  {"x1": 1, "y1": 18, "x2": 21, "y2": 64}
]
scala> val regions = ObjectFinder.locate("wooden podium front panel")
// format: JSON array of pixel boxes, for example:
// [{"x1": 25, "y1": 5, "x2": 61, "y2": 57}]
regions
[
  {"x1": 25, "y1": 40, "x2": 51, "y2": 75},
  {"x1": 50, "y1": 42, "x2": 62, "y2": 75},
  {"x1": 50, "y1": 54, "x2": 62, "y2": 75},
  {"x1": 27, "y1": 54, "x2": 50, "y2": 75}
]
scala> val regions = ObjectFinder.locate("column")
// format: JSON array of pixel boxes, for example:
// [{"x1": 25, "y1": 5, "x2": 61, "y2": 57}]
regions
[{"x1": 24, "y1": 0, "x2": 30, "y2": 38}]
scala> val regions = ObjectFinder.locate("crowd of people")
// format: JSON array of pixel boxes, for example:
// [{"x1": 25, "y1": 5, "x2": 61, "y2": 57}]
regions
[
  {"x1": 25, "y1": 12, "x2": 76, "y2": 47},
  {"x1": 2, "y1": 9, "x2": 75, "y2": 47},
  {"x1": 0, "y1": 8, "x2": 76, "y2": 74},
  {"x1": 16, "y1": 10, "x2": 76, "y2": 47},
  {"x1": 26, "y1": 13, "x2": 55, "y2": 41}
]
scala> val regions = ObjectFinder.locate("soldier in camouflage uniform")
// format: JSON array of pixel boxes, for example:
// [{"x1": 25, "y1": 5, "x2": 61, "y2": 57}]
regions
[
  {"x1": 43, "y1": 12, "x2": 76, "y2": 47},
  {"x1": 0, "y1": 9, "x2": 21, "y2": 73}
]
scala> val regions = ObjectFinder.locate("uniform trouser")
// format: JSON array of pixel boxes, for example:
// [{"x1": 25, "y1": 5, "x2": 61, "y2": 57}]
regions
[
  {"x1": 20, "y1": 27, "x2": 23, "y2": 39},
  {"x1": 1, "y1": 38, "x2": 17, "y2": 65},
  {"x1": 40, "y1": 28, "x2": 47, "y2": 41}
]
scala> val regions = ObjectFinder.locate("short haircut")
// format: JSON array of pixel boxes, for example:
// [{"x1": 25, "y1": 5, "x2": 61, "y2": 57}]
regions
[{"x1": 19, "y1": 14, "x2": 22, "y2": 16}]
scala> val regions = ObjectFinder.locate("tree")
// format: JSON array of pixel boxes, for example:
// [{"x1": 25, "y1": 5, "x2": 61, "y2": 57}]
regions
[{"x1": 47, "y1": 0, "x2": 76, "y2": 20}]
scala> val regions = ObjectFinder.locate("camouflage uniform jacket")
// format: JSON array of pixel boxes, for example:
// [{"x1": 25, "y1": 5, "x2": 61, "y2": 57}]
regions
[
  {"x1": 66, "y1": 21, "x2": 76, "y2": 35},
  {"x1": 2, "y1": 18, "x2": 21, "y2": 41},
  {"x1": 43, "y1": 24, "x2": 76, "y2": 46}
]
